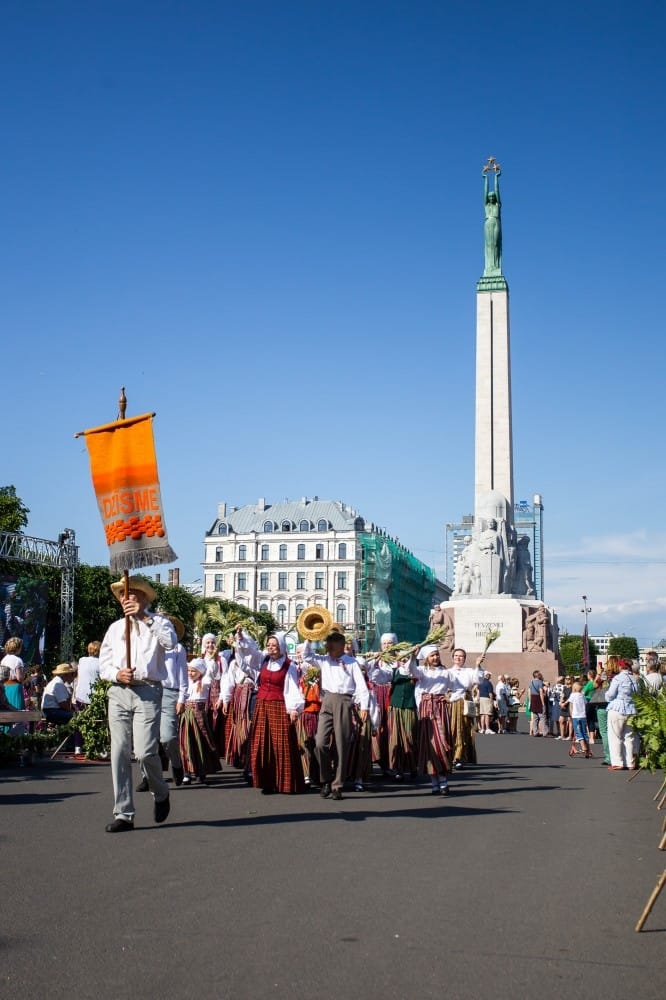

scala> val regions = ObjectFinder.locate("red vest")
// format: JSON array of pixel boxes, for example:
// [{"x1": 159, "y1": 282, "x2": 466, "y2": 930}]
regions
[{"x1": 257, "y1": 658, "x2": 290, "y2": 702}]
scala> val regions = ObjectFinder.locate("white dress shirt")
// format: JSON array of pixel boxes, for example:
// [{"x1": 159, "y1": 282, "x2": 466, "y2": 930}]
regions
[
  {"x1": 99, "y1": 614, "x2": 176, "y2": 683},
  {"x1": 301, "y1": 640, "x2": 369, "y2": 710},
  {"x1": 445, "y1": 665, "x2": 484, "y2": 702},
  {"x1": 164, "y1": 643, "x2": 188, "y2": 704}
]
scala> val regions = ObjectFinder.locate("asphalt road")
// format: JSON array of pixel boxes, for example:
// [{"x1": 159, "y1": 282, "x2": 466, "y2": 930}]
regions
[{"x1": 2, "y1": 724, "x2": 664, "y2": 1000}]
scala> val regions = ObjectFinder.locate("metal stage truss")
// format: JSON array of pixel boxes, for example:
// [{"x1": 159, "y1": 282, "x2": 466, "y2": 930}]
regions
[{"x1": 0, "y1": 528, "x2": 78, "y2": 659}]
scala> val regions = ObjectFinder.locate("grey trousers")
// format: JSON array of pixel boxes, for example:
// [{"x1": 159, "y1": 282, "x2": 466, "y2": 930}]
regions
[
  {"x1": 108, "y1": 683, "x2": 169, "y2": 821},
  {"x1": 316, "y1": 692, "x2": 353, "y2": 791}
]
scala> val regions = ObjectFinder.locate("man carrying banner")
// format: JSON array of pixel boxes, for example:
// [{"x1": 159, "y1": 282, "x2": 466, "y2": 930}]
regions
[{"x1": 100, "y1": 577, "x2": 176, "y2": 833}]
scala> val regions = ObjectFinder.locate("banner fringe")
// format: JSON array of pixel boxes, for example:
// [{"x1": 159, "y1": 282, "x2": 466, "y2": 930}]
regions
[{"x1": 110, "y1": 546, "x2": 178, "y2": 574}]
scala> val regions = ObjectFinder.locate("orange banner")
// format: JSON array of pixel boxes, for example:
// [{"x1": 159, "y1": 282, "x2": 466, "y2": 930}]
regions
[{"x1": 82, "y1": 413, "x2": 177, "y2": 572}]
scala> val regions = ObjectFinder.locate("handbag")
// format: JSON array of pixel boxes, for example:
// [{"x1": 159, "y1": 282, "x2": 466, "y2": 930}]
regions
[{"x1": 463, "y1": 699, "x2": 476, "y2": 717}]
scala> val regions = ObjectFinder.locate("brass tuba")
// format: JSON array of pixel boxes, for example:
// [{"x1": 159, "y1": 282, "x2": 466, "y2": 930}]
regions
[{"x1": 297, "y1": 605, "x2": 334, "y2": 641}]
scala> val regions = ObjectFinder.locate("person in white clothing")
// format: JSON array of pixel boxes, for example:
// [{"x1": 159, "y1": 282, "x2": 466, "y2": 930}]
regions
[
  {"x1": 302, "y1": 630, "x2": 369, "y2": 800},
  {"x1": 644, "y1": 652, "x2": 663, "y2": 692},
  {"x1": 74, "y1": 642, "x2": 101, "y2": 708},
  {"x1": 99, "y1": 577, "x2": 176, "y2": 833},
  {"x1": 495, "y1": 674, "x2": 510, "y2": 734},
  {"x1": 445, "y1": 648, "x2": 485, "y2": 768}
]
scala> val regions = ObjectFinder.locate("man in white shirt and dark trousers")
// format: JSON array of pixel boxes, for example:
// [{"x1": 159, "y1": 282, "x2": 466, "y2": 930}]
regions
[
  {"x1": 99, "y1": 577, "x2": 176, "y2": 833},
  {"x1": 302, "y1": 630, "x2": 369, "y2": 801}
]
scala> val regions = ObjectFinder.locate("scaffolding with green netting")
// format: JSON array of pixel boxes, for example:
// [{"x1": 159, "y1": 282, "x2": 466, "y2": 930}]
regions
[{"x1": 357, "y1": 533, "x2": 436, "y2": 651}]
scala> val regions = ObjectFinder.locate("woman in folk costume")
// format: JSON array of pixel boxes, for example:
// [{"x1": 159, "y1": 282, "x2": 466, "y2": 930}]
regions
[
  {"x1": 220, "y1": 629, "x2": 258, "y2": 778},
  {"x1": 237, "y1": 632, "x2": 305, "y2": 794},
  {"x1": 444, "y1": 648, "x2": 485, "y2": 769},
  {"x1": 179, "y1": 657, "x2": 221, "y2": 785},
  {"x1": 201, "y1": 633, "x2": 226, "y2": 758},
  {"x1": 406, "y1": 645, "x2": 453, "y2": 795},
  {"x1": 294, "y1": 643, "x2": 322, "y2": 788},
  {"x1": 368, "y1": 654, "x2": 419, "y2": 781},
  {"x1": 366, "y1": 632, "x2": 396, "y2": 775}
]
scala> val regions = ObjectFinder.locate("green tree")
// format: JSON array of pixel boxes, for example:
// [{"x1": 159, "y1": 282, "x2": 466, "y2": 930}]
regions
[
  {"x1": 71, "y1": 565, "x2": 119, "y2": 656},
  {"x1": 0, "y1": 485, "x2": 30, "y2": 534},
  {"x1": 558, "y1": 633, "x2": 598, "y2": 671},
  {"x1": 608, "y1": 635, "x2": 639, "y2": 660}
]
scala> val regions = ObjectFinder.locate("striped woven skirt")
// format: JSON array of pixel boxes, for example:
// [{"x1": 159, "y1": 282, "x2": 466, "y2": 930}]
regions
[
  {"x1": 449, "y1": 698, "x2": 477, "y2": 765},
  {"x1": 207, "y1": 678, "x2": 226, "y2": 757},
  {"x1": 296, "y1": 711, "x2": 320, "y2": 782},
  {"x1": 347, "y1": 710, "x2": 372, "y2": 782},
  {"x1": 371, "y1": 683, "x2": 391, "y2": 768},
  {"x1": 249, "y1": 699, "x2": 305, "y2": 794},
  {"x1": 417, "y1": 693, "x2": 452, "y2": 776},
  {"x1": 224, "y1": 683, "x2": 253, "y2": 769},
  {"x1": 179, "y1": 702, "x2": 222, "y2": 777},
  {"x1": 387, "y1": 706, "x2": 418, "y2": 774}
]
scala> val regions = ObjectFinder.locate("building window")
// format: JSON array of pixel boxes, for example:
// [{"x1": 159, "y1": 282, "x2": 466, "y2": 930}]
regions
[
  {"x1": 260, "y1": 544, "x2": 269, "y2": 561},
  {"x1": 281, "y1": 520, "x2": 292, "y2": 532},
  {"x1": 237, "y1": 573, "x2": 247, "y2": 591},
  {"x1": 338, "y1": 543, "x2": 347, "y2": 559},
  {"x1": 278, "y1": 572, "x2": 287, "y2": 589},
  {"x1": 260, "y1": 572, "x2": 269, "y2": 591},
  {"x1": 215, "y1": 546, "x2": 224, "y2": 562},
  {"x1": 317, "y1": 518, "x2": 328, "y2": 532},
  {"x1": 238, "y1": 544, "x2": 247, "y2": 561},
  {"x1": 315, "y1": 572, "x2": 325, "y2": 590},
  {"x1": 297, "y1": 543, "x2": 305, "y2": 560},
  {"x1": 279, "y1": 544, "x2": 287, "y2": 561},
  {"x1": 295, "y1": 603, "x2": 305, "y2": 618},
  {"x1": 218, "y1": 523, "x2": 228, "y2": 535},
  {"x1": 263, "y1": 520, "x2": 274, "y2": 533},
  {"x1": 214, "y1": 574, "x2": 224, "y2": 592},
  {"x1": 259, "y1": 603, "x2": 269, "y2": 612},
  {"x1": 336, "y1": 604, "x2": 346, "y2": 624},
  {"x1": 299, "y1": 519, "x2": 310, "y2": 532},
  {"x1": 277, "y1": 603, "x2": 286, "y2": 625},
  {"x1": 337, "y1": 572, "x2": 347, "y2": 590},
  {"x1": 315, "y1": 543, "x2": 324, "y2": 560},
  {"x1": 296, "y1": 572, "x2": 306, "y2": 590}
]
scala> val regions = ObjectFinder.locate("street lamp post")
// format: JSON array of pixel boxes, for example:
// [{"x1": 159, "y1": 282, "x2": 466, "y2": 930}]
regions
[{"x1": 581, "y1": 595, "x2": 592, "y2": 670}]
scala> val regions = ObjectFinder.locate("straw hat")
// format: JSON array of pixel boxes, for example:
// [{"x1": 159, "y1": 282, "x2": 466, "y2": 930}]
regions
[
  {"x1": 52, "y1": 663, "x2": 75, "y2": 676},
  {"x1": 110, "y1": 576, "x2": 157, "y2": 604}
]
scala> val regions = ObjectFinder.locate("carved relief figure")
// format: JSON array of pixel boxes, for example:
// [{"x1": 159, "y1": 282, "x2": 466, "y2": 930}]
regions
[
  {"x1": 477, "y1": 517, "x2": 504, "y2": 596},
  {"x1": 523, "y1": 604, "x2": 550, "y2": 652},
  {"x1": 515, "y1": 535, "x2": 535, "y2": 597}
]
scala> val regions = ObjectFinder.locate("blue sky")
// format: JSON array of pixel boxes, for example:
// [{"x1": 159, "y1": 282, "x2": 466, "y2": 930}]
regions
[{"x1": 3, "y1": 1, "x2": 665, "y2": 645}]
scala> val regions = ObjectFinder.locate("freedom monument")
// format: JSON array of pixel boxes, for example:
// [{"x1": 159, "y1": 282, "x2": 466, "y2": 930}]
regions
[{"x1": 436, "y1": 159, "x2": 559, "y2": 674}]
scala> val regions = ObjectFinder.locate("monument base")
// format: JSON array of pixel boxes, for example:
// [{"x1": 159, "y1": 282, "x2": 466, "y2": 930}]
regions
[{"x1": 440, "y1": 597, "x2": 561, "y2": 686}]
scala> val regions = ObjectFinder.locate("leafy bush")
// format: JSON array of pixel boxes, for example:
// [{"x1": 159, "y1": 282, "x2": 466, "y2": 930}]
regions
[
  {"x1": 69, "y1": 678, "x2": 111, "y2": 759},
  {"x1": 630, "y1": 688, "x2": 666, "y2": 773}
]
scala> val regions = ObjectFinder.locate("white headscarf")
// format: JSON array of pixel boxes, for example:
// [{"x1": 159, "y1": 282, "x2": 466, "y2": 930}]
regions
[
  {"x1": 201, "y1": 633, "x2": 217, "y2": 656},
  {"x1": 268, "y1": 632, "x2": 288, "y2": 657},
  {"x1": 380, "y1": 633, "x2": 398, "y2": 645},
  {"x1": 418, "y1": 644, "x2": 438, "y2": 662}
]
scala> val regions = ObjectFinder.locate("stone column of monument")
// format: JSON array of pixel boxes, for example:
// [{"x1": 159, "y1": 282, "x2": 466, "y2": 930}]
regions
[
  {"x1": 474, "y1": 157, "x2": 513, "y2": 518},
  {"x1": 442, "y1": 159, "x2": 560, "y2": 681}
]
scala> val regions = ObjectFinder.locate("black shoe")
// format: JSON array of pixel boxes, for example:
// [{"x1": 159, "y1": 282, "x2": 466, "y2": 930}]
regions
[
  {"x1": 172, "y1": 766, "x2": 184, "y2": 787},
  {"x1": 440, "y1": 784, "x2": 451, "y2": 796},
  {"x1": 154, "y1": 794, "x2": 170, "y2": 824},
  {"x1": 331, "y1": 789, "x2": 343, "y2": 800},
  {"x1": 136, "y1": 776, "x2": 149, "y2": 793},
  {"x1": 453, "y1": 761, "x2": 463, "y2": 770},
  {"x1": 105, "y1": 818, "x2": 134, "y2": 833},
  {"x1": 320, "y1": 782, "x2": 332, "y2": 798},
  {"x1": 431, "y1": 787, "x2": 441, "y2": 795},
  {"x1": 261, "y1": 787, "x2": 277, "y2": 795}
]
